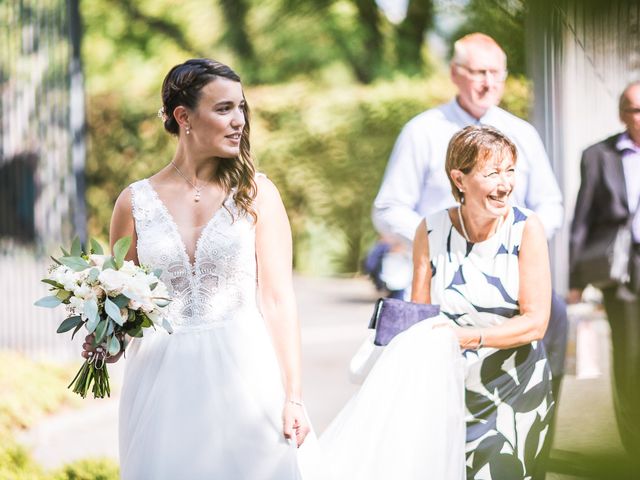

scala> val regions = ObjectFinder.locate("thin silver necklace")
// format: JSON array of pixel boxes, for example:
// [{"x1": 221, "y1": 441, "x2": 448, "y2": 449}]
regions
[
  {"x1": 457, "y1": 205, "x2": 503, "y2": 243},
  {"x1": 170, "y1": 161, "x2": 204, "y2": 202}
]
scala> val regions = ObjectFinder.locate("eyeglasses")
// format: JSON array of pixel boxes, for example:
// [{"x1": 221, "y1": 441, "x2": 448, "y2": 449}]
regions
[{"x1": 455, "y1": 63, "x2": 508, "y2": 82}]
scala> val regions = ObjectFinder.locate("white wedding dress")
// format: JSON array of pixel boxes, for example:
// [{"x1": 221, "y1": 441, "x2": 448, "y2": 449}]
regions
[
  {"x1": 120, "y1": 179, "x2": 303, "y2": 479},
  {"x1": 318, "y1": 318, "x2": 467, "y2": 480}
]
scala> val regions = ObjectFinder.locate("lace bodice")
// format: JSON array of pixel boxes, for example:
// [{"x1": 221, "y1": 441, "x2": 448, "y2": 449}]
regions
[{"x1": 130, "y1": 179, "x2": 258, "y2": 330}]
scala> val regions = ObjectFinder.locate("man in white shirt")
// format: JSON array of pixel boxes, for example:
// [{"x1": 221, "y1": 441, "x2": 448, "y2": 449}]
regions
[{"x1": 372, "y1": 33, "x2": 566, "y2": 475}]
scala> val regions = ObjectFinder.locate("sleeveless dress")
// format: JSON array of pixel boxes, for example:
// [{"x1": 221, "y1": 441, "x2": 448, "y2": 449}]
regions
[
  {"x1": 119, "y1": 179, "x2": 302, "y2": 479},
  {"x1": 427, "y1": 206, "x2": 555, "y2": 479}
]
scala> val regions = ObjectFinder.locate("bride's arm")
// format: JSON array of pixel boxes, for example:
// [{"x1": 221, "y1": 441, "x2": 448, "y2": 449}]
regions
[
  {"x1": 109, "y1": 187, "x2": 138, "y2": 263},
  {"x1": 254, "y1": 176, "x2": 310, "y2": 446},
  {"x1": 411, "y1": 218, "x2": 432, "y2": 303},
  {"x1": 81, "y1": 187, "x2": 137, "y2": 364}
]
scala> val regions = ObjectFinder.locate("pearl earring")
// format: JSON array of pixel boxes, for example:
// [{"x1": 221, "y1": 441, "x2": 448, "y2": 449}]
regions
[{"x1": 185, "y1": 125, "x2": 191, "y2": 135}]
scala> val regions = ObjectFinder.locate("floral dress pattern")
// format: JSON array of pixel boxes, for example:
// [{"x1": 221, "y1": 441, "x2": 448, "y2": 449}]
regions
[{"x1": 427, "y1": 206, "x2": 555, "y2": 479}]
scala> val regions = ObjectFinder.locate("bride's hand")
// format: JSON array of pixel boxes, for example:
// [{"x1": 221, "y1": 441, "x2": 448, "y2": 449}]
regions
[
  {"x1": 81, "y1": 334, "x2": 125, "y2": 364},
  {"x1": 282, "y1": 401, "x2": 310, "y2": 447}
]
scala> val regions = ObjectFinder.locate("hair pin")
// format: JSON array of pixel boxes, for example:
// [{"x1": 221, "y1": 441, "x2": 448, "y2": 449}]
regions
[{"x1": 157, "y1": 106, "x2": 168, "y2": 122}]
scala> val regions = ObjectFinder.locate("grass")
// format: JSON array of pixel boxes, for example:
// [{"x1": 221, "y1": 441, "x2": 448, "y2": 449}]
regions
[{"x1": 0, "y1": 352, "x2": 119, "y2": 479}]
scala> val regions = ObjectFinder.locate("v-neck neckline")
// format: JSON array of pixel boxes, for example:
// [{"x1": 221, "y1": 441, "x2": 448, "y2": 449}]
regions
[{"x1": 144, "y1": 178, "x2": 231, "y2": 270}]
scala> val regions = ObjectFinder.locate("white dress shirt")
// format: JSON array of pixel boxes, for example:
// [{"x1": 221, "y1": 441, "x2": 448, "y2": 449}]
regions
[
  {"x1": 616, "y1": 132, "x2": 640, "y2": 242},
  {"x1": 372, "y1": 99, "x2": 564, "y2": 243}
]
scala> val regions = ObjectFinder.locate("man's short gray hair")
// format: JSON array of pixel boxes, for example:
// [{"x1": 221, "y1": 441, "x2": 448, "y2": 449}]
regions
[{"x1": 451, "y1": 33, "x2": 507, "y2": 66}]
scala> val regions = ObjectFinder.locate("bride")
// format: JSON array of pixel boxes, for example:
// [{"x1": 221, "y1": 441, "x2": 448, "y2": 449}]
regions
[{"x1": 84, "y1": 58, "x2": 310, "y2": 479}]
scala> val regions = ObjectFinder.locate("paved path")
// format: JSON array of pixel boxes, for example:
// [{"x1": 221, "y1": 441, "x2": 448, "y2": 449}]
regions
[{"x1": 17, "y1": 276, "x2": 630, "y2": 477}]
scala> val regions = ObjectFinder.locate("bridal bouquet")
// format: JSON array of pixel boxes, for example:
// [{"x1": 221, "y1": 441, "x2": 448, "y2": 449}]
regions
[{"x1": 35, "y1": 236, "x2": 172, "y2": 398}]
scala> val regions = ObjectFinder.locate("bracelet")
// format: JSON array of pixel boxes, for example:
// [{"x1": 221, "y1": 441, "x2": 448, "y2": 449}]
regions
[
  {"x1": 474, "y1": 330, "x2": 484, "y2": 351},
  {"x1": 287, "y1": 399, "x2": 304, "y2": 407}
]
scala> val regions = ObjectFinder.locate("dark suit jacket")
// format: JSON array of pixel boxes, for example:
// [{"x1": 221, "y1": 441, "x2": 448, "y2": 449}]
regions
[{"x1": 569, "y1": 132, "x2": 631, "y2": 289}]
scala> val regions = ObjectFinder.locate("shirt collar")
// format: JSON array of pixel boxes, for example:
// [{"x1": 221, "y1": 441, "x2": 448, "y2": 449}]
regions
[
  {"x1": 616, "y1": 132, "x2": 640, "y2": 154},
  {"x1": 451, "y1": 98, "x2": 497, "y2": 126}
]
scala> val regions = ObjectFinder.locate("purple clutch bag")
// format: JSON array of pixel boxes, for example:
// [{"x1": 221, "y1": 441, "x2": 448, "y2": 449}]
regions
[{"x1": 368, "y1": 298, "x2": 441, "y2": 346}]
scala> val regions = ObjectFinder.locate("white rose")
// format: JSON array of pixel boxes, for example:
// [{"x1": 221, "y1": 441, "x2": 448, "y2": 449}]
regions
[
  {"x1": 146, "y1": 308, "x2": 165, "y2": 327},
  {"x1": 98, "y1": 269, "x2": 129, "y2": 294},
  {"x1": 73, "y1": 283, "x2": 92, "y2": 299},
  {"x1": 119, "y1": 260, "x2": 139, "y2": 276},
  {"x1": 123, "y1": 276, "x2": 152, "y2": 300},
  {"x1": 60, "y1": 270, "x2": 81, "y2": 291},
  {"x1": 69, "y1": 296, "x2": 84, "y2": 313},
  {"x1": 92, "y1": 285, "x2": 105, "y2": 301},
  {"x1": 151, "y1": 281, "x2": 169, "y2": 299},
  {"x1": 89, "y1": 254, "x2": 108, "y2": 268}
]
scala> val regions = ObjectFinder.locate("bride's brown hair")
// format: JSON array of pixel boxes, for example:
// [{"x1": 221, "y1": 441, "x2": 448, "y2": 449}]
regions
[{"x1": 160, "y1": 58, "x2": 257, "y2": 221}]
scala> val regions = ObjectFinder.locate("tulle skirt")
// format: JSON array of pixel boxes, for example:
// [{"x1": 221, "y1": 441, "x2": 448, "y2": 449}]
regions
[
  {"x1": 118, "y1": 311, "x2": 302, "y2": 480},
  {"x1": 319, "y1": 317, "x2": 466, "y2": 480}
]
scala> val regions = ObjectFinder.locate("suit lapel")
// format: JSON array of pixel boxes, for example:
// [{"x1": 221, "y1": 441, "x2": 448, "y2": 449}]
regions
[{"x1": 602, "y1": 136, "x2": 629, "y2": 213}]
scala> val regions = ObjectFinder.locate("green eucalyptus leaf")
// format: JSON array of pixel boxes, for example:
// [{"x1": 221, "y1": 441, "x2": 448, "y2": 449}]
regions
[
  {"x1": 59, "y1": 256, "x2": 90, "y2": 272},
  {"x1": 112, "y1": 293, "x2": 130, "y2": 308},
  {"x1": 84, "y1": 298, "x2": 99, "y2": 324},
  {"x1": 60, "y1": 246, "x2": 70, "y2": 257},
  {"x1": 162, "y1": 318, "x2": 173, "y2": 334},
  {"x1": 94, "y1": 319, "x2": 108, "y2": 345},
  {"x1": 50, "y1": 255, "x2": 62, "y2": 266},
  {"x1": 106, "y1": 320, "x2": 115, "y2": 336},
  {"x1": 34, "y1": 295, "x2": 62, "y2": 308},
  {"x1": 129, "y1": 325, "x2": 143, "y2": 338},
  {"x1": 90, "y1": 238, "x2": 104, "y2": 255},
  {"x1": 103, "y1": 256, "x2": 116, "y2": 270},
  {"x1": 87, "y1": 268, "x2": 100, "y2": 283},
  {"x1": 107, "y1": 335, "x2": 121, "y2": 356},
  {"x1": 153, "y1": 268, "x2": 163, "y2": 279},
  {"x1": 104, "y1": 296, "x2": 124, "y2": 325},
  {"x1": 57, "y1": 315, "x2": 83, "y2": 333},
  {"x1": 140, "y1": 313, "x2": 152, "y2": 328},
  {"x1": 154, "y1": 297, "x2": 171, "y2": 308},
  {"x1": 86, "y1": 313, "x2": 100, "y2": 334},
  {"x1": 71, "y1": 322, "x2": 84, "y2": 340},
  {"x1": 42, "y1": 279, "x2": 63, "y2": 289},
  {"x1": 149, "y1": 282, "x2": 158, "y2": 290},
  {"x1": 113, "y1": 236, "x2": 132, "y2": 270},
  {"x1": 70, "y1": 237, "x2": 82, "y2": 257},
  {"x1": 56, "y1": 290, "x2": 72, "y2": 302}
]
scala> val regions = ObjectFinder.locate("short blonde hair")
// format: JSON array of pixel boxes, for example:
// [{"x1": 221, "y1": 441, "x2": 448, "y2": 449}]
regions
[
  {"x1": 445, "y1": 125, "x2": 517, "y2": 203},
  {"x1": 452, "y1": 33, "x2": 506, "y2": 66}
]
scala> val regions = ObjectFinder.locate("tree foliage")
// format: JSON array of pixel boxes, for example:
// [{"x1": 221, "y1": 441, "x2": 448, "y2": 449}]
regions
[
  {"x1": 79, "y1": 0, "x2": 532, "y2": 274},
  {"x1": 81, "y1": 0, "x2": 435, "y2": 87},
  {"x1": 450, "y1": 0, "x2": 526, "y2": 76}
]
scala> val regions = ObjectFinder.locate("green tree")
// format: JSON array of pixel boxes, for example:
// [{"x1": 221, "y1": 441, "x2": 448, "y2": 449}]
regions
[{"x1": 451, "y1": 0, "x2": 526, "y2": 76}]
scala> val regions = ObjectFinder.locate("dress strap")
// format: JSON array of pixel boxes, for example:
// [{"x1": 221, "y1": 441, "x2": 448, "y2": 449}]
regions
[{"x1": 129, "y1": 179, "x2": 160, "y2": 230}]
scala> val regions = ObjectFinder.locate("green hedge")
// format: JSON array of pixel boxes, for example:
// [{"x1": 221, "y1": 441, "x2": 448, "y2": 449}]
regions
[{"x1": 86, "y1": 74, "x2": 531, "y2": 275}]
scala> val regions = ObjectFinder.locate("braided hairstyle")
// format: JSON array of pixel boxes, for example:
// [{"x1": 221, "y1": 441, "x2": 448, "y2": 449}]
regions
[{"x1": 160, "y1": 58, "x2": 257, "y2": 221}]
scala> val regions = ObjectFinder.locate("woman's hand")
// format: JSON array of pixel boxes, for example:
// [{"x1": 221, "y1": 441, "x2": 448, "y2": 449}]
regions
[
  {"x1": 283, "y1": 401, "x2": 310, "y2": 447},
  {"x1": 81, "y1": 334, "x2": 125, "y2": 364}
]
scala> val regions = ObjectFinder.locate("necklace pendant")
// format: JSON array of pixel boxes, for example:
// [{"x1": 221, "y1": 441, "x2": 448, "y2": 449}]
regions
[{"x1": 194, "y1": 191, "x2": 201, "y2": 202}]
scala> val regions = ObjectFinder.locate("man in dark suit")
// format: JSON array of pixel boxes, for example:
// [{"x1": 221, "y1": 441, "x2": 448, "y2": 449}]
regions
[{"x1": 569, "y1": 81, "x2": 640, "y2": 458}]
